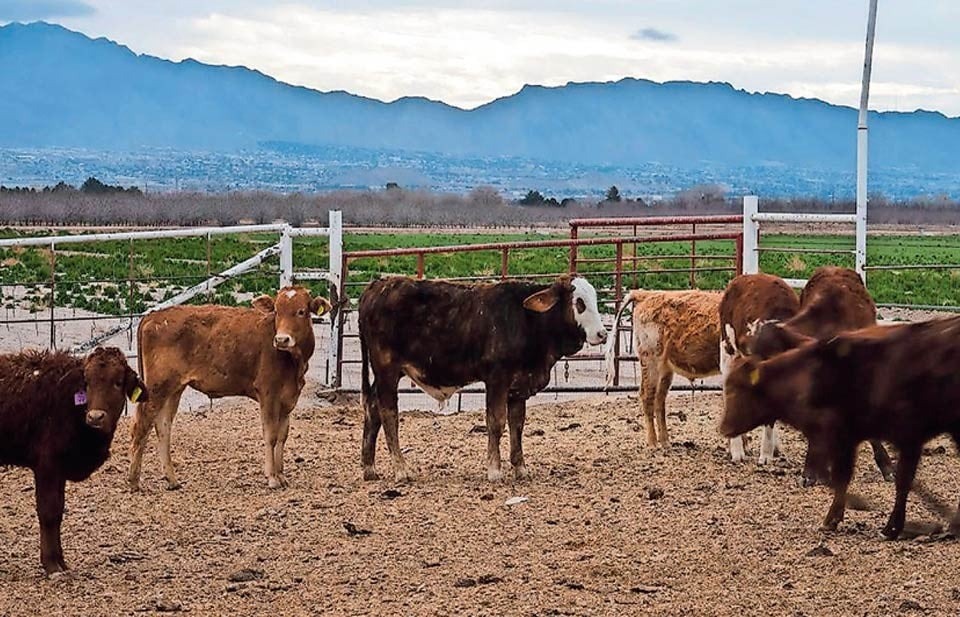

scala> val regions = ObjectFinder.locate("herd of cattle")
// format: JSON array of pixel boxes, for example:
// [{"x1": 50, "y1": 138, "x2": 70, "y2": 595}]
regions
[{"x1": 1, "y1": 266, "x2": 959, "y2": 574}]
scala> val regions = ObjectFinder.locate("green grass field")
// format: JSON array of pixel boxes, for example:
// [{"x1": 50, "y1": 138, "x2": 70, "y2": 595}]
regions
[{"x1": 2, "y1": 228, "x2": 960, "y2": 315}]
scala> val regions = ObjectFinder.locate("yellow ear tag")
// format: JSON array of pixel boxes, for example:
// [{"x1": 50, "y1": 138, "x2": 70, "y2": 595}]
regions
[
  {"x1": 749, "y1": 368, "x2": 761, "y2": 385},
  {"x1": 129, "y1": 386, "x2": 143, "y2": 403}
]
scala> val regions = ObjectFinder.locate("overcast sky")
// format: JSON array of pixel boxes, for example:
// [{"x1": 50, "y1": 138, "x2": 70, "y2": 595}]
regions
[{"x1": 3, "y1": 0, "x2": 958, "y2": 115}]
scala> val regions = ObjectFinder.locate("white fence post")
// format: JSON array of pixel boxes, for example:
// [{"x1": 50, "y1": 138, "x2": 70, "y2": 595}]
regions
[
  {"x1": 742, "y1": 195, "x2": 759, "y2": 274},
  {"x1": 328, "y1": 211, "x2": 344, "y2": 388},
  {"x1": 279, "y1": 225, "x2": 294, "y2": 288}
]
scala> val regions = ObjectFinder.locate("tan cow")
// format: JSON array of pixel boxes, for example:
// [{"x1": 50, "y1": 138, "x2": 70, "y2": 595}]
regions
[
  {"x1": 128, "y1": 286, "x2": 332, "y2": 490},
  {"x1": 605, "y1": 289, "x2": 722, "y2": 447}
]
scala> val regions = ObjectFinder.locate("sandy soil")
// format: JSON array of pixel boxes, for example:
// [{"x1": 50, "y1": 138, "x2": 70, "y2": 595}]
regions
[{"x1": 2, "y1": 392, "x2": 960, "y2": 616}]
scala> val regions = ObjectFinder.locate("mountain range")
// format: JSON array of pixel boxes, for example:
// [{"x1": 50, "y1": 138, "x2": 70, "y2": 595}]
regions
[{"x1": 1, "y1": 21, "x2": 959, "y2": 178}]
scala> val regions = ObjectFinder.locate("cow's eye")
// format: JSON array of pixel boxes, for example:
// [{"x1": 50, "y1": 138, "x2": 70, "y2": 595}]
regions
[
  {"x1": 575, "y1": 298, "x2": 586, "y2": 314},
  {"x1": 114, "y1": 381, "x2": 123, "y2": 390},
  {"x1": 297, "y1": 308, "x2": 307, "y2": 317}
]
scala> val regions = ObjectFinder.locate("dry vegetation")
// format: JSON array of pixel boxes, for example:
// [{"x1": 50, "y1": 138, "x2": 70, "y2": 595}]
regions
[
  {"x1": 2, "y1": 393, "x2": 960, "y2": 615},
  {"x1": 1, "y1": 187, "x2": 958, "y2": 228}
]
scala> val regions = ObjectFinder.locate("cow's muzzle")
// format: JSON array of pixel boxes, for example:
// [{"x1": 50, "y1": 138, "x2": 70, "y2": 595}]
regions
[
  {"x1": 85, "y1": 409, "x2": 111, "y2": 433},
  {"x1": 274, "y1": 333, "x2": 296, "y2": 350},
  {"x1": 587, "y1": 329, "x2": 607, "y2": 346}
]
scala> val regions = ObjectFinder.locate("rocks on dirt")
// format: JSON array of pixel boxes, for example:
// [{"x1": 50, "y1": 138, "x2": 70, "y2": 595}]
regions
[
  {"x1": 898, "y1": 599, "x2": 924, "y2": 612},
  {"x1": 343, "y1": 521, "x2": 372, "y2": 536},
  {"x1": 479, "y1": 493, "x2": 494, "y2": 501},
  {"x1": 529, "y1": 428, "x2": 545, "y2": 436},
  {"x1": 630, "y1": 584, "x2": 664, "y2": 594},
  {"x1": 504, "y1": 496, "x2": 529, "y2": 506},
  {"x1": 380, "y1": 489, "x2": 403, "y2": 500},
  {"x1": 468, "y1": 424, "x2": 487, "y2": 434},
  {"x1": 557, "y1": 422, "x2": 581, "y2": 432},
  {"x1": 108, "y1": 550, "x2": 146, "y2": 564},
  {"x1": 646, "y1": 487, "x2": 665, "y2": 500},
  {"x1": 227, "y1": 568, "x2": 265, "y2": 583},
  {"x1": 454, "y1": 575, "x2": 502, "y2": 588},
  {"x1": 805, "y1": 544, "x2": 834, "y2": 558}
]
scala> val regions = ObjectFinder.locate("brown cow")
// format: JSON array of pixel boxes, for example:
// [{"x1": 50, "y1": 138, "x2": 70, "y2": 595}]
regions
[
  {"x1": 359, "y1": 275, "x2": 606, "y2": 483},
  {"x1": 720, "y1": 316, "x2": 960, "y2": 539},
  {"x1": 605, "y1": 289, "x2": 722, "y2": 447},
  {"x1": 718, "y1": 273, "x2": 800, "y2": 463},
  {"x1": 128, "y1": 286, "x2": 332, "y2": 490},
  {"x1": 0, "y1": 347, "x2": 148, "y2": 573},
  {"x1": 743, "y1": 266, "x2": 895, "y2": 485}
]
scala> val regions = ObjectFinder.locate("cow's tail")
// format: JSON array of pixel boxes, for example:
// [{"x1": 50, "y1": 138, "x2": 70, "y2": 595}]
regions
[
  {"x1": 603, "y1": 290, "x2": 642, "y2": 388},
  {"x1": 132, "y1": 315, "x2": 148, "y2": 421}
]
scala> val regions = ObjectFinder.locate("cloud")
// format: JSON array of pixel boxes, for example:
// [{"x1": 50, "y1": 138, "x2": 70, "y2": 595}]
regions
[
  {"x1": 0, "y1": 0, "x2": 95, "y2": 21},
  {"x1": 631, "y1": 27, "x2": 678, "y2": 43}
]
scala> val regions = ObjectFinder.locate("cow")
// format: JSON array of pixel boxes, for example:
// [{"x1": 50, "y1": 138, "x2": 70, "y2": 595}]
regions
[
  {"x1": 358, "y1": 274, "x2": 606, "y2": 483},
  {"x1": 720, "y1": 316, "x2": 960, "y2": 540},
  {"x1": 743, "y1": 266, "x2": 895, "y2": 485},
  {"x1": 127, "y1": 286, "x2": 332, "y2": 491},
  {"x1": 604, "y1": 289, "x2": 722, "y2": 448},
  {"x1": 0, "y1": 347, "x2": 148, "y2": 573},
  {"x1": 718, "y1": 273, "x2": 800, "y2": 464}
]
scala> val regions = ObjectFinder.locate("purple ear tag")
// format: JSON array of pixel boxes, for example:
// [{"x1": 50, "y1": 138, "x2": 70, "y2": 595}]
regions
[{"x1": 74, "y1": 390, "x2": 88, "y2": 406}]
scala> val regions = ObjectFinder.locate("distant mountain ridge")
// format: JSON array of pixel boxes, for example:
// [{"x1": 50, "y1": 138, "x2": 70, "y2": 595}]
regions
[{"x1": 2, "y1": 21, "x2": 959, "y2": 173}]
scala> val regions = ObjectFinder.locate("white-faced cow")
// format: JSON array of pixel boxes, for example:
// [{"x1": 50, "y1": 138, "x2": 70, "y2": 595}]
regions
[
  {"x1": 128, "y1": 286, "x2": 332, "y2": 491},
  {"x1": 0, "y1": 347, "x2": 148, "y2": 573},
  {"x1": 718, "y1": 273, "x2": 800, "y2": 464},
  {"x1": 721, "y1": 316, "x2": 960, "y2": 539},
  {"x1": 604, "y1": 289, "x2": 722, "y2": 448},
  {"x1": 358, "y1": 275, "x2": 606, "y2": 483}
]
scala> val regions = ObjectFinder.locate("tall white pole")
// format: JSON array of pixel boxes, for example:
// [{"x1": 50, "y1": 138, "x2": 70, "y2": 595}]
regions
[{"x1": 856, "y1": 0, "x2": 878, "y2": 281}]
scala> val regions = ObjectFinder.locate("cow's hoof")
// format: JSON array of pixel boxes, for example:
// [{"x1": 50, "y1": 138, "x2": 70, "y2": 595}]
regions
[
  {"x1": 267, "y1": 477, "x2": 285, "y2": 490},
  {"x1": 394, "y1": 469, "x2": 415, "y2": 484},
  {"x1": 881, "y1": 469, "x2": 896, "y2": 483},
  {"x1": 880, "y1": 523, "x2": 902, "y2": 540},
  {"x1": 730, "y1": 452, "x2": 746, "y2": 463},
  {"x1": 487, "y1": 468, "x2": 504, "y2": 483},
  {"x1": 43, "y1": 560, "x2": 68, "y2": 575},
  {"x1": 514, "y1": 465, "x2": 530, "y2": 481},
  {"x1": 165, "y1": 480, "x2": 182, "y2": 491},
  {"x1": 127, "y1": 480, "x2": 142, "y2": 493},
  {"x1": 362, "y1": 467, "x2": 379, "y2": 481},
  {"x1": 757, "y1": 454, "x2": 774, "y2": 466}
]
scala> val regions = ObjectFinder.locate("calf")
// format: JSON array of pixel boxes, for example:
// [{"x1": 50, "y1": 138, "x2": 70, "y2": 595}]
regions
[
  {"x1": 745, "y1": 266, "x2": 894, "y2": 484},
  {"x1": 359, "y1": 275, "x2": 606, "y2": 483},
  {"x1": 718, "y1": 273, "x2": 800, "y2": 463},
  {"x1": 0, "y1": 347, "x2": 148, "y2": 573},
  {"x1": 604, "y1": 289, "x2": 722, "y2": 447},
  {"x1": 720, "y1": 316, "x2": 960, "y2": 539},
  {"x1": 128, "y1": 286, "x2": 332, "y2": 490}
]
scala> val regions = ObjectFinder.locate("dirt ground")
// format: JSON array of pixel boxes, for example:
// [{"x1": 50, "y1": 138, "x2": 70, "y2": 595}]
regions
[{"x1": 3, "y1": 392, "x2": 960, "y2": 616}]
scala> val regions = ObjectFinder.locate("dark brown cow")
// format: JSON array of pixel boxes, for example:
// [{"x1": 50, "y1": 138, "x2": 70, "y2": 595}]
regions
[
  {"x1": 0, "y1": 347, "x2": 148, "y2": 573},
  {"x1": 718, "y1": 273, "x2": 800, "y2": 463},
  {"x1": 720, "y1": 316, "x2": 960, "y2": 539},
  {"x1": 359, "y1": 275, "x2": 606, "y2": 483},
  {"x1": 128, "y1": 286, "x2": 332, "y2": 491},
  {"x1": 744, "y1": 266, "x2": 895, "y2": 485}
]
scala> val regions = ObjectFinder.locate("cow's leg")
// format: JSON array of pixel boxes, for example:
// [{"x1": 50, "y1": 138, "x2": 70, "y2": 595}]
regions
[
  {"x1": 376, "y1": 372, "x2": 412, "y2": 483},
  {"x1": 870, "y1": 440, "x2": 896, "y2": 482},
  {"x1": 638, "y1": 361, "x2": 658, "y2": 447},
  {"x1": 508, "y1": 397, "x2": 529, "y2": 480},
  {"x1": 821, "y1": 443, "x2": 856, "y2": 532},
  {"x1": 485, "y1": 383, "x2": 509, "y2": 482},
  {"x1": 259, "y1": 402, "x2": 286, "y2": 489},
  {"x1": 758, "y1": 423, "x2": 778, "y2": 465},
  {"x1": 128, "y1": 396, "x2": 162, "y2": 491},
  {"x1": 361, "y1": 387, "x2": 383, "y2": 481},
  {"x1": 154, "y1": 389, "x2": 184, "y2": 490},
  {"x1": 801, "y1": 439, "x2": 832, "y2": 487},
  {"x1": 33, "y1": 469, "x2": 67, "y2": 574},
  {"x1": 654, "y1": 368, "x2": 673, "y2": 447},
  {"x1": 719, "y1": 339, "x2": 747, "y2": 463},
  {"x1": 272, "y1": 409, "x2": 292, "y2": 488},
  {"x1": 881, "y1": 445, "x2": 921, "y2": 540}
]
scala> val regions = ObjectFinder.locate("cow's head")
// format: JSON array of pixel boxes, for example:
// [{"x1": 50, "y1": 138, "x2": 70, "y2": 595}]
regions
[
  {"x1": 719, "y1": 354, "x2": 774, "y2": 438},
  {"x1": 253, "y1": 286, "x2": 333, "y2": 353},
  {"x1": 742, "y1": 319, "x2": 814, "y2": 359},
  {"x1": 522, "y1": 275, "x2": 607, "y2": 348},
  {"x1": 82, "y1": 347, "x2": 148, "y2": 434}
]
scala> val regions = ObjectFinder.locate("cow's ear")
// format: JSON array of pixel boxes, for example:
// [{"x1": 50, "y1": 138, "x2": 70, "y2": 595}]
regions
[
  {"x1": 310, "y1": 296, "x2": 333, "y2": 316},
  {"x1": 252, "y1": 295, "x2": 276, "y2": 313},
  {"x1": 523, "y1": 287, "x2": 560, "y2": 313},
  {"x1": 124, "y1": 366, "x2": 149, "y2": 403}
]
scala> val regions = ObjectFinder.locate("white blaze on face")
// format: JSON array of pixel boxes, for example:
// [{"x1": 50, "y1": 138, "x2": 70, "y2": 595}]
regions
[
  {"x1": 571, "y1": 277, "x2": 606, "y2": 346},
  {"x1": 284, "y1": 289, "x2": 297, "y2": 299}
]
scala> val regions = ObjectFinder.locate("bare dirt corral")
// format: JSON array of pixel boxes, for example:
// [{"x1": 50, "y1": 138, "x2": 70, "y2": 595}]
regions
[{"x1": 3, "y1": 392, "x2": 960, "y2": 616}]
